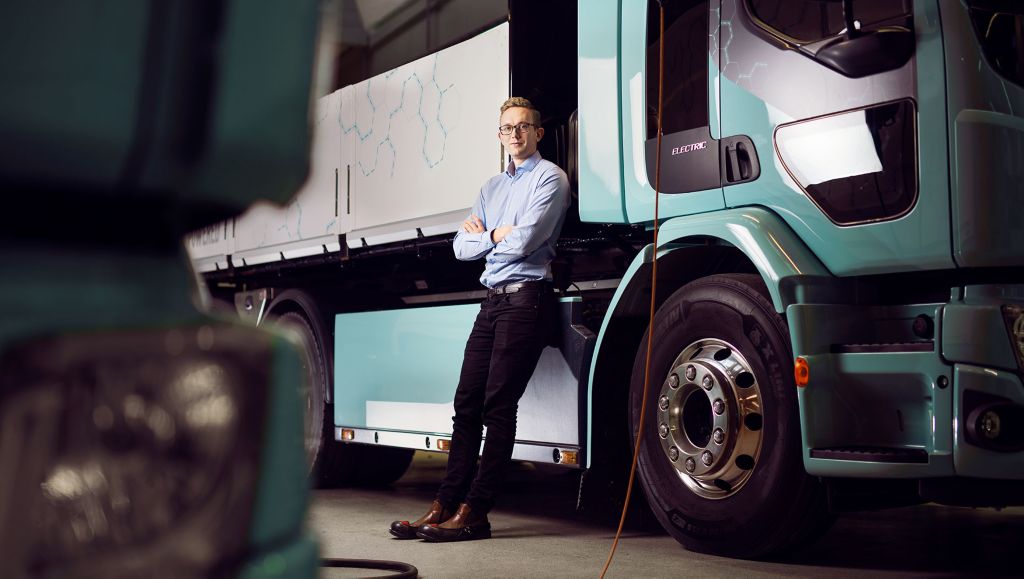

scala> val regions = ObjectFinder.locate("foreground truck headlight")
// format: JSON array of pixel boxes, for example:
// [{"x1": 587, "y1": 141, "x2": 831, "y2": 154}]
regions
[{"x1": 0, "y1": 325, "x2": 276, "y2": 578}]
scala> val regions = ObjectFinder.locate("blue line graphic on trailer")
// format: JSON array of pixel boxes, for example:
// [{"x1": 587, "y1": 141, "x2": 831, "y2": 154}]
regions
[{"x1": 340, "y1": 55, "x2": 459, "y2": 178}]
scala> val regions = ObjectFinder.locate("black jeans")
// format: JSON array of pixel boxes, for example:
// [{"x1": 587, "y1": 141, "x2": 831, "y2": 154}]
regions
[{"x1": 437, "y1": 283, "x2": 554, "y2": 514}]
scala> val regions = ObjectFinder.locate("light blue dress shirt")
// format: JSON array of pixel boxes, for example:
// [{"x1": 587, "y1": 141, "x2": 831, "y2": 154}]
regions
[{"x1": 453, "y1": 151, "x2": 570, "y2": 289}]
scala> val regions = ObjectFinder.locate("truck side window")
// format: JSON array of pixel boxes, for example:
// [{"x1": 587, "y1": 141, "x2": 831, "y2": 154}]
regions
[
  {"x1": 646, "y1": 0, "x2": 709, "y2": 140},
  {"x1": 746, "y1": 0, "x2": 912, "y2": 44},
  {"x1": 644, "y1": 0, "x2": 721, "y2": 195},
  {"x1": 775, "y1": 99, "x2": 918, "y2": 225}
]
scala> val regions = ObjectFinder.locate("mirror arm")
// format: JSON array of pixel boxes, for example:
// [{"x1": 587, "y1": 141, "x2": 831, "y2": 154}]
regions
[{"x1": 842, "y1": 0, "x2": 859, "y2": 39}]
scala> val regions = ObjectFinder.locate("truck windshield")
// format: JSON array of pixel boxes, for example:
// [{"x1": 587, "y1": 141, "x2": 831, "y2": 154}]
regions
[
  {"x1": 968, "y1": 1, "x2": 1024, "y2": 88},
  {"x1": 746, "y1": 0, "x2": 912, "y2": 44}
]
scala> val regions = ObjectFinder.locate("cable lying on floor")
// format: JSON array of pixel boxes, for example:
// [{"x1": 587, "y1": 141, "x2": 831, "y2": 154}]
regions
[{"x1": 321, "y1": 557, "x2": 418, "y2": 579}]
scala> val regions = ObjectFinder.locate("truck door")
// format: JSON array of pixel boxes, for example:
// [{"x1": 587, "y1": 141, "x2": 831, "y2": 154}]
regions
[
  {"x1": 621, "y1": 0, "x2": 727, "y2": 222},
  {"x1": 717, "y1": 0, "x2": 953, "y2": 276}
]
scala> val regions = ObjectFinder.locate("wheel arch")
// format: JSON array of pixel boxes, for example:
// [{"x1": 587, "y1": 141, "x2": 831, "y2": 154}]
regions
[{"x1": 585, "y1": 206, "x2": 828, "y2": 468}]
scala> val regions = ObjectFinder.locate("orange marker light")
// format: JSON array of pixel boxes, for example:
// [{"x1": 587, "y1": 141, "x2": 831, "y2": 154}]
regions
[
  {"x1": 794, "y1": 357, "x2": 810, "y2": 387},
  {"x1": 340, "y1": 428, "x2": 355, "y2": 441},
  {"x1": 436, "y1": 439, "x2": 451, "y2": 452},
  {"x1": 557, "y1": 450, "x2": 579, "y2": 466}
]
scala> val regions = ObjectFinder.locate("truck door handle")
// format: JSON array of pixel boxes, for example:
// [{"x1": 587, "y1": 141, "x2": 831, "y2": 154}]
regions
[
  {"x1": 727, "y1": 144, "x2": 743, "y2": 182},
  {"x1": 721, "y1": 136, "x2": 760, "y2": 185}
]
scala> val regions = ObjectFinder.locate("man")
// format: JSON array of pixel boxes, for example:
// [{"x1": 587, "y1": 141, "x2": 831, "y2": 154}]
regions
[{"x1": 389, "y1": 97, "x2": 570, "y2": 542}]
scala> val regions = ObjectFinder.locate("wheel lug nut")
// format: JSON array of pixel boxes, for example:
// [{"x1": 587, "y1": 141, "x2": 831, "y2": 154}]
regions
[
  {"x1": 701, "y1": 450, "x2": 713, "y2": 466},
  {"x1": 669, "y1": 446, "x2": 679, "y2": 461},
  {"x1": 702, "y1": 375, "x2": 714, "y2": 390},
  {"x1": 685, "y1": 365, "x2": 697, "y2": 381},
  {"x1": 659, "y1": 423, "x2": 669, "y2": 438},
  {"x1": 713, "y1": 399, "x2": 725, "y2": 415},
  {"x1": 659, "y1": 395, "x2": 670, "y2": 410},
  {"x1": 713, "y1": 428, "x2": 724, "y2": 444},
  {"x1": 684, "y1": 457, "x2": 696, "y2": 472},
  {"x1": 668, "y1": 374, "x2": 680, "y2": 389}
]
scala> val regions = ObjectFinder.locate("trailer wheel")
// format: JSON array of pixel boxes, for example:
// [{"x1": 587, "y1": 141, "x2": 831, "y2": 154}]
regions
[
  {"x1": 277, "y1": 311, "x2": 334, "y2": 481},
  {"x1": 278, "y1": 311, "x2": 413, "y2": 487},
  {"x1": 629, "y1": 274, "x2": 829, "y2": 558}
]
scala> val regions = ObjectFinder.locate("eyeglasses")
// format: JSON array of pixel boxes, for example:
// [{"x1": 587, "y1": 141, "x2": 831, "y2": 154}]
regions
[{"x1": 498, "y1": 123, "x2": 535, "y2": 135}]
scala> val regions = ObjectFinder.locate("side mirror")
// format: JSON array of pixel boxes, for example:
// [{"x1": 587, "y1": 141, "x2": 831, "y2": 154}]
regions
[{"x1": 814, "y1": 27, "x2": 915, "y2": 78}]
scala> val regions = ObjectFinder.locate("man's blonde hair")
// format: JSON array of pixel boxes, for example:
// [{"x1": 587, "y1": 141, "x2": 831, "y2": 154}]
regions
[{"x1": 500, "y1": 96, "x2": 541, "y2": 125}]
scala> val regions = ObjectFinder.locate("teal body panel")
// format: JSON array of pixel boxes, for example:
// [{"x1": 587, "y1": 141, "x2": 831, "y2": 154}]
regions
[
  {"x1": 789, "y1": 284, "x2": 1024, "y2": 478},
  {"x1": 577, "y1": 0, "x2": 628, "y2": 224},
  {"x1": 586, "y1": 207, "x2": 829, "y2": 464},
  {"x1": 952, "y1": 110, "x2": 1024, "y2": 267},
  {"x1": 577, "y1": 0, "x2": 728, "y2": 224},
  {"x1": 796, "y1": 349, "x2": 955, "y2": 478},
  {"x1": 941, "y1": 1, "x2": 1024, "y2": 268},
  {"x1": 0, "y1": 249, "x2": 201, "y2": 342},
  {"x1": 0, "y1": 0, "x2": 319, "y2": 213},
  {"x1": 0, "y1": 2, "x2": 148, "y2": 190},
  {"x1": 789, "y1": 302, "x2": 955, "y2": 477},
  {"x1": 942, "y1": 286, "x2": 1024, "y2": 373},
  {"x1": 656, "y1": 208, "x2": 831, "y2": 311},
  {"x1": 333, "y1": 304, "x2": 478, "y2": 428},
  {"x1": 618, "y1": 0, "x2": 726, "y2": 223},
  {"x1": 718, "y1": 0, "x2": 953, "y2": 277}
]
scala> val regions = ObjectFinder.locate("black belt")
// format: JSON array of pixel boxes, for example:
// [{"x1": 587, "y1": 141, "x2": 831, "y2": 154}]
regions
[{"x1": 486, "y1": 280, "x2": 548, "y2": 298}]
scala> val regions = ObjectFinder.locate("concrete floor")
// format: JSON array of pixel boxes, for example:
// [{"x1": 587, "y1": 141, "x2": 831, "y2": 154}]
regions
[{"x1": 309, "y1": 452, "x2": 1024, "y2": 578}]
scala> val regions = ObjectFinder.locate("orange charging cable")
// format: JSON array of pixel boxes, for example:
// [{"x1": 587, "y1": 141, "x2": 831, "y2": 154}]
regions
[{"x1": 599, "y1": 2, "x2": 665, "y2": 577}]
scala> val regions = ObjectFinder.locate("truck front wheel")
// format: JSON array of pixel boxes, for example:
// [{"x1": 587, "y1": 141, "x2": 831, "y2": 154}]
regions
[{"x1": 628, "y1": 274, "x2": 830, "y2": 558}]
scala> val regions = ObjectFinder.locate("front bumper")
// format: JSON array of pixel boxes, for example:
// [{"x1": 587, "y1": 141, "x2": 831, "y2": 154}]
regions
[{"x1": 790, "y1": 284, "x2": 1024, "y2": 482}]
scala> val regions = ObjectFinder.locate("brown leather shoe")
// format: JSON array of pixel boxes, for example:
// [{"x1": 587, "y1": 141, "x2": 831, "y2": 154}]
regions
[
  {"x1": 389, "y1": 500, "x2": 455, "y2": 539},
  {"x1": 415, "y1": 503, "x2": 491, "y2": 542}
]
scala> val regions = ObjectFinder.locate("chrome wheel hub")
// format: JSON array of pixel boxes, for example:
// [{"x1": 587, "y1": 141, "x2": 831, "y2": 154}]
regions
[{"x1": 656, "y1": 338, "x2": 763, "y2": 499}]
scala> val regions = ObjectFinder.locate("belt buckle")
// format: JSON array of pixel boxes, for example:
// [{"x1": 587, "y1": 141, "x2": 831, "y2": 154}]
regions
[{"x1": 488, "y1": 282, "x2": 520, "y2": 298}]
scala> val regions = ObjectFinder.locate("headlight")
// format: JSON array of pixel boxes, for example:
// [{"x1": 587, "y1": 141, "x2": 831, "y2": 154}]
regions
[
  {"x1": 1003, "y1": 305, "x2": 1024, "y2": 373},
  {"x1": 0, "y1": 324, "x2": 270, "y2": 579}
]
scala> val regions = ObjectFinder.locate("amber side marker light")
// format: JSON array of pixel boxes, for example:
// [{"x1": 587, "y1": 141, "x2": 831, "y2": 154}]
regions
[
  {"x1": 436, "y1": 439, "x2": 451, "y2": 452},
  {"x1": 340, "y1": 428, "x2": 355, "y2": 441},
  {"x1": 553, "y1": 449, "x2": 579, "y2": 466},
  {"x1": 794, "y1": 357, "x2": 810, "y2": 387}
]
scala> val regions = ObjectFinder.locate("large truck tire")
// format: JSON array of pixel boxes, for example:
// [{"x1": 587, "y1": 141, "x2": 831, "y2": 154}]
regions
[
  {"x1": 277, "y1": 311, "x2": 413, "y2": 487},
  {"x1": 628, "y1": 274, "x2": 831, "y2": 558}
]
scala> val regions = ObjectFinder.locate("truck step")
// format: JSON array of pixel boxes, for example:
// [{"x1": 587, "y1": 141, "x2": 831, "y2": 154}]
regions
[
  {"x1": 810, "y1": 446, "x2": 928, "y2": 463},
  {"x1": 830, "y1": 341, "x2": 934, "y2": 353}
]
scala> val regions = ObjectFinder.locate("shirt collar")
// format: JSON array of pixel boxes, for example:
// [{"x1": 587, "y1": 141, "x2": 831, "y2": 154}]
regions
[{"x1": 505, "y1": 151, "x2": 542, "y2": 177}]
